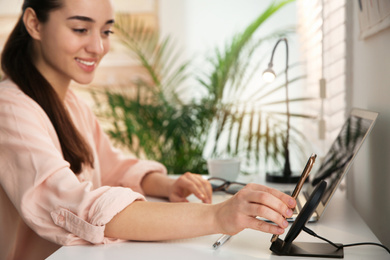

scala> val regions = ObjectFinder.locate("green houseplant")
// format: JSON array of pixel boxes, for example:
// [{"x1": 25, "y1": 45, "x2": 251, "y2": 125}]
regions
[{"x1": 92, "y1": 0, "x2": 315, "y2": 175}]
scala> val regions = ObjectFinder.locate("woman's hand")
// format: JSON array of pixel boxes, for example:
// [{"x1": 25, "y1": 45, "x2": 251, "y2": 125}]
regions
[
  {"x1": 108, "y1": 179, "x2": 295, "y2": 241},
  {"x1": 168, "y1": 172, "x2": 213, "y2": 204},
  {"x1": 141, "y1": 172, "x2": 212, "y2": 204},
  {"x1": 214, "y1": 183, "x2": 296, "y2": 235}
]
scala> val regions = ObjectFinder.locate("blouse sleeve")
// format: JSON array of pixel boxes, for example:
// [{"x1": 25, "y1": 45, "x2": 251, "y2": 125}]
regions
[{"x1": 0, "y1": 88, "x2": 147, "y2": 245}]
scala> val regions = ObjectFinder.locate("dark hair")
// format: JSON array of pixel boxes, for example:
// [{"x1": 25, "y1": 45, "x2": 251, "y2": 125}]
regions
[{"x1": 1, "y1": 0, "x2": 94, "y2": 174}]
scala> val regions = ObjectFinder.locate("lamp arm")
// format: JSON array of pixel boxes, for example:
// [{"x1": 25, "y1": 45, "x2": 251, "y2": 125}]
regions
[
  {"x1": 267, "y1": 38, "x2": 288, "y2": 68},
  {"x1": 267, "y1": 38, "x2": 291, "y2": 176},
  {"x1": 283, "y1": 38, "x2": 291, "y2": 177}
]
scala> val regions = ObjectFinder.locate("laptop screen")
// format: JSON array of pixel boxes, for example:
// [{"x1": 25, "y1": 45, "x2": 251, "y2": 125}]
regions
[{"x1": 307, "y1": 109, "x2": 378, "y2": 206}]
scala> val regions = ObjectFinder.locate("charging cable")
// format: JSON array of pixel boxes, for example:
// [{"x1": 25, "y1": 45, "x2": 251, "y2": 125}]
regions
[{"x1": 302, "y1": 226, "x2": 390, "y2": 254}]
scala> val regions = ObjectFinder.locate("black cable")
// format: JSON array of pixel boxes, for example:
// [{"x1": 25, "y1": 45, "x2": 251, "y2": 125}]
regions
[
  {"x1": 342, "y1": 242, "x2": 390, "y2": 254},
  {"x1": 302, "y1": 226, "x2": 341, "y2": 249},
  {"x1": 302, "y1": 226, "x2": 390, "y2": 254}
]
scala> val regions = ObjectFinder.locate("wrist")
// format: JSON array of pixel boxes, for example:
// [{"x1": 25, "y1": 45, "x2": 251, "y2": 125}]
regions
[
  {"x1": 141, "y1": 172, "x2": 175, "y2": 198},
  {"x1": 210, "y1": 202, "x2": 226, "y2": 234},
  {"x1": 198, "y1": 203, "x2": 221, "y2": 235}
]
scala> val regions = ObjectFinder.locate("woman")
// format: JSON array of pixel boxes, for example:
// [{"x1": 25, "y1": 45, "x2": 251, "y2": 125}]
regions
[{"x1": 0, "y1": 0, "x2": 296, "y2": 259}]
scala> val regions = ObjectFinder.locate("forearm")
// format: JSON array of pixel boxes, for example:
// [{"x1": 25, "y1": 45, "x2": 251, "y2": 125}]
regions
[
  {"x1": 141, "y1": 172, "x2": 175, "y2": 198},
  {"x1": 140, "y1": 172, "x2": 213, "y2": 203},
  {"x1": 105, "y1": 183, "x2": 297, "y2": 241},
  {"x1": 104, "y1": 200, "x2": 218, "y2": 241}
]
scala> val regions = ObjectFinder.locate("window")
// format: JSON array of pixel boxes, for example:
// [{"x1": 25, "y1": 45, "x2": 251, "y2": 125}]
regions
[{"x1": 297, "y1": 0, "x2": 347, "y2": 156}]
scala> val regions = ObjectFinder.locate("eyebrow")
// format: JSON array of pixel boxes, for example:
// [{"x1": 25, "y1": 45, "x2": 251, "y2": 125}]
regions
[{"x1": 67, "y1": 16, "x2": 115, "y2": 25}]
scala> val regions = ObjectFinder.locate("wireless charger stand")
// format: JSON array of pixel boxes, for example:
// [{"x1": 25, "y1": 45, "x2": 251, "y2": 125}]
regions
[
  {"x1": 270, "y1": 238, "x2": 344, "y2": 258},
  {"x1": 269, "y1": 181, "x2": 344, "y2": 258}
]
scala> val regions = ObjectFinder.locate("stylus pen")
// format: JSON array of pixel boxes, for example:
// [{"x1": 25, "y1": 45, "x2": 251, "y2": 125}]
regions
[
  {"x1": 212, "y1": 234, "x2": 231, "y2": 249},
  {"x1": 270, "y1": 153, "x2": 317, "y2": 243}
]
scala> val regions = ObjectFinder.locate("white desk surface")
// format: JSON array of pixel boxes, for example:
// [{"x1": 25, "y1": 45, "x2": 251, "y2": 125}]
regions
[{"x1": 47, "y1": 187, "x2": 389, "y2": 260}]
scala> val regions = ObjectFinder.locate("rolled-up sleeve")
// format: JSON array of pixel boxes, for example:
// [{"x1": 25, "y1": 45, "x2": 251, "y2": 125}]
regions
[
  {"x1": 48, "y1": 179, "x2": 145, "y2": 245},
  {"x1": 0, "y1": 86, "x2": 153, "y2": 245}
]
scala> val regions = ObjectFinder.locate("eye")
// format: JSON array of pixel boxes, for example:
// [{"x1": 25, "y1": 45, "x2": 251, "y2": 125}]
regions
[
  {"x1": 72, "y1": 28, "x2": 88, "y2": 34},
  {"x1": 103, "y1": 30, "x2": 114, "y2": 36}
]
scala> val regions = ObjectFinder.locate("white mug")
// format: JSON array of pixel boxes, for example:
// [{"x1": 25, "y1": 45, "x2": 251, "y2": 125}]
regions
[{"x1": 207, "y1": 158, "x2": 241, "y2": 181}]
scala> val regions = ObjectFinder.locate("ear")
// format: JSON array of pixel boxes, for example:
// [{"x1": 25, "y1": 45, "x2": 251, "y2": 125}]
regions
[{"x1": 23, "y1": 8, "x2": 42, "y2": 40}]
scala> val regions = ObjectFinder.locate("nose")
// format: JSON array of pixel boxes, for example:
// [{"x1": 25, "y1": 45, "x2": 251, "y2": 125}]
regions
[{"x1": 86, "y1": 32, "x2": 105, "y2": 55}]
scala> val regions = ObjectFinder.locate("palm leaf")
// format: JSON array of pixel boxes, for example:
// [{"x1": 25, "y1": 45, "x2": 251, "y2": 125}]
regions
[{"x1": 92, "y1": 0, "x2": 314, "y2": 175}]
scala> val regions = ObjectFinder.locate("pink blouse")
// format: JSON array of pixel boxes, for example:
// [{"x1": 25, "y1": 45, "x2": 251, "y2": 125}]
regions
[{"x1": 0, "y1": 79, "x2": 167, "y2": 259}]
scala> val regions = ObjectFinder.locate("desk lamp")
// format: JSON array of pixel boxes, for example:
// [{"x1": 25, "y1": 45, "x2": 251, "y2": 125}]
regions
[{"x1": 262, "y1": 38, "x2": 300, "y2": 183}]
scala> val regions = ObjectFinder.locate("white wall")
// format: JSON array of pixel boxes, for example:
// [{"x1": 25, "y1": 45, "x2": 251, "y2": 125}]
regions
[
  {"x1": 0, "y1": 0, "x2": 22, "y2": 15},
  {"x1": 159, "y1": 0, "x2": 297, "y2": 60},
  {"x1": 158, "y1": 0, "x2": 299, "y2": 102},
  {"x1": 346, "y1": 1, "x2": 390, "y2": 248}
]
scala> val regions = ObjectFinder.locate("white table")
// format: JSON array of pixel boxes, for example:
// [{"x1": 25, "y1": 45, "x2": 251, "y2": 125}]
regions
[{"x1": 47, "y1": 190, "x2": 389, "y2": 260}]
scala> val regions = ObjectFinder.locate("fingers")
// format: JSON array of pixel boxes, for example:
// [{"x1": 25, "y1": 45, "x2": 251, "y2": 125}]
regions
[
  {"x1": 245, "y1": 183, "x2": 296, "y2": 209},
  {"x1": 170, "y1": 172, "x2": 213, "y2": 204},
  {"x1": 225, "y1": 183, "x2": 296, "y2": 234},
  {"x1": 246, "y1": 216, "x2": 286, "y2": 235},
  {"x1": 246, "y1": 201, "x2": 289, "y2": 231},
  {"x1": 232, "y1": 189, "x2": 287, "y2": 230},
  {"x1": 264, "y1": 186, "x2": 297, "y2": 209},
  {"x1": 179, "y1": 172, "x2": 211, "y2": 203},
  {"x1": 242, "y1": 189, "x2": 293, "y2": 218}
]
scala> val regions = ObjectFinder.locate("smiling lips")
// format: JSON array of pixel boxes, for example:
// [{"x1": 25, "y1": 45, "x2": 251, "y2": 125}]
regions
[{"x1": 75, "y1": 58, "x2": 97, "y2": 72}]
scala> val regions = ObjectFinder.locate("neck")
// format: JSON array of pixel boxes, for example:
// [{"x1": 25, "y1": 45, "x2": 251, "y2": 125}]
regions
[
  {"x1": 50, "y1": 80, "x2": 70, "y2": 101},
  {"x1": 32, "y1": 43, "x2": 70, "y2": 101},
  {"x1": 33, "y1": 65, "x2": 70, "y2": 101}
]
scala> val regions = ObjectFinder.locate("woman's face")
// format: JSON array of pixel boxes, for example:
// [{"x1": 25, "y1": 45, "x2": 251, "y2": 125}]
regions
[{"x1": 33, "y1": 0, "x2": 114, "y2": 90}]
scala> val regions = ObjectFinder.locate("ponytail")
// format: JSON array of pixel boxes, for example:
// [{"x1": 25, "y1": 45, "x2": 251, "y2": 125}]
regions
[{"x1": 1, "y1": 6, "x2": 94, "y2": 174}]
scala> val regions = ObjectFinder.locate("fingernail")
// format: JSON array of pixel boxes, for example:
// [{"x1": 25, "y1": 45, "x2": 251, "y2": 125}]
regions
[
  {"x1": 288, "y1": 198, "x2": 295, "y2": 207},
  {"x1": 286, "y1": 209, "x2": 293, "y2": 218},
  {"x1": 278, "y1": 228, "x2": 285, "y2": 234},
  {"x1": 283, "y1": 220, "x2": 289, "y2": 228}
]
